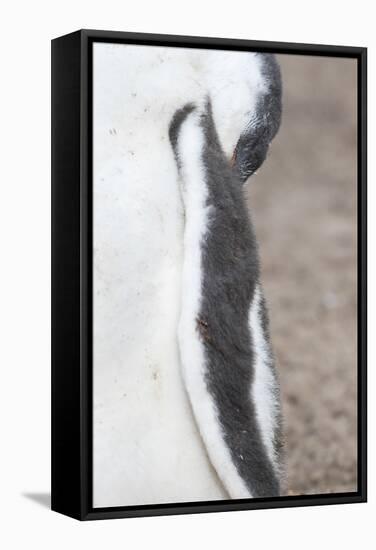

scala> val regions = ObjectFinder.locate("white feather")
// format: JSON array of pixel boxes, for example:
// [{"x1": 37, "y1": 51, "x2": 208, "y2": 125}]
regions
[{"x1": 249, "y1": 285, "x2": 280, "y2": 471}]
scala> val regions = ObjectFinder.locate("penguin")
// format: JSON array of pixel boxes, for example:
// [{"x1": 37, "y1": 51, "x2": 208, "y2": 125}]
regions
[{"x1": 93, "y1": 44, "x2": 284, "y2": 506}]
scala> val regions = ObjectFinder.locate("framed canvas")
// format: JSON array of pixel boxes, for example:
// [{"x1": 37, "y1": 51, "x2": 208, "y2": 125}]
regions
[{"x1": 51, "y1": 29, "x2": 367, "y2": 520}]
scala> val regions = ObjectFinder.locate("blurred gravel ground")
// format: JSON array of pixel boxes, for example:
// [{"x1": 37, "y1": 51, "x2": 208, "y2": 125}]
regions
[{"x1": 248, "y1": 55, "x2": 358, "y2": 495}]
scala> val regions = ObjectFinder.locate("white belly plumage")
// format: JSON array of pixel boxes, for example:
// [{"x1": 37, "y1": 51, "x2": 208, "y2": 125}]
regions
[{"x1": 93, "y1": 139, "x2": 227, "y2": 507}]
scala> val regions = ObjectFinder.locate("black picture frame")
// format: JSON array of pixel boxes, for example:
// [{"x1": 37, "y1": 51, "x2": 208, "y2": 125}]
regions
[{"x1": 51, "y1": 29, "x2": 367, "y2": 521}]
